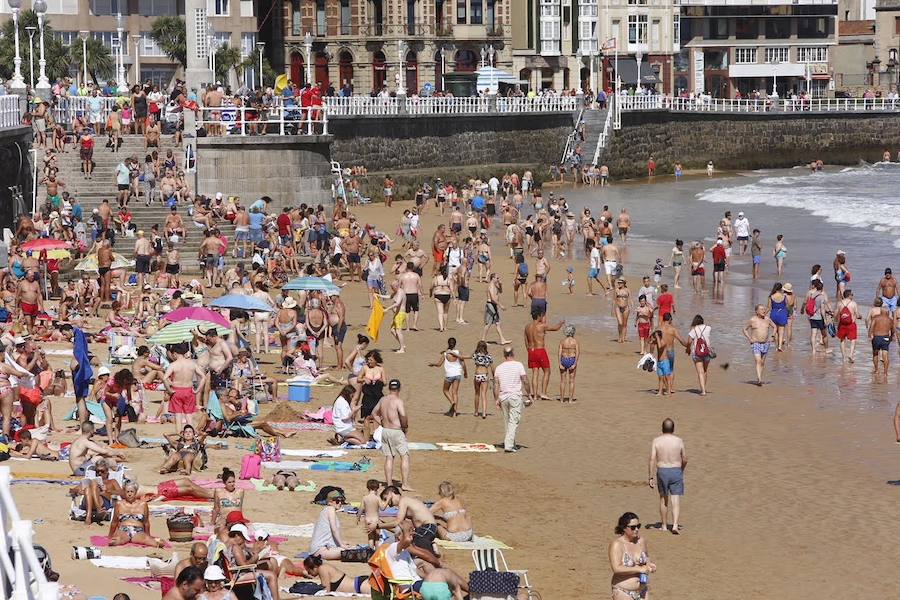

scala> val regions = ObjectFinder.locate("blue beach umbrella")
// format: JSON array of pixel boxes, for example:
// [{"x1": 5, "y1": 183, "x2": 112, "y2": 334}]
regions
[
  {"x1": 209, "y1": 294, "x2": 277, "y2": 312},
  {"x1": 282, "y1": 277, "x2": 341, "y2": 294}
]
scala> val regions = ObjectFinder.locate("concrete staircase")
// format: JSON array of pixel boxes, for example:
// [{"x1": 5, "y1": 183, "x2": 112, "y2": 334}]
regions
[
  {"x1": 45, "y1": 135, "x2": 241, "y2": 273},
  {"x1": 581, "y1": 108, "x2": 609, "y2": 165}
]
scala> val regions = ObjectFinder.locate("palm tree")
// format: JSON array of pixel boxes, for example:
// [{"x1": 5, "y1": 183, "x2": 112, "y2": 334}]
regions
[
  {"x1": 68, "y1": 38, "x2": 114, "y2": 86},
  {"x1": 214, "y1": 44, "x2": 243, "y2": 84},
  {"x1": 149, "y1": 16, "x2": 186, "y2": 68},
  {"x1": 0, "y1": 9, "x2": 71, "y2": 84}
]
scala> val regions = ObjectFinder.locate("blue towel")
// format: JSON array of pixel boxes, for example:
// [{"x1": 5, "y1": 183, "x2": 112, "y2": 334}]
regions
[{"x1": 73, "y1": 327, "x2": 93, "y2": 399}]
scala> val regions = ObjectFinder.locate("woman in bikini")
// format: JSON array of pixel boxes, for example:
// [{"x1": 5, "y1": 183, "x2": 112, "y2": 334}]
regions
[
  {"x1": 302, "y1": 555, "x2": 371, "y2": 596},
  {"x1": 276, "y1": 298, "x2": 299, "y2": 370},
  {"x1": 608, "y1": 512, "x2": 656, "y2": 600},
  {"x1": 160, "y1": 424, "x2": 204, "y2": 475},
  {"x1": 614, "y1": 278, "x2": 632, "y2": 344},
  {"x1": 431, "y1": 481, "x2": 474, "y2": 542},
  {"x1": 93, "y1": 368, "x2": 135, "y2": 444},
  {"x1": 108, "y1": 481, "x2": 165, "y2": 547},
  {"x1": 558, "y1": 324, "x2": 580, "y2": 403},
  {"x1": 773, "y1": 234, "x2": 787, "y2": 278},
  {"x1": 428, "y1": 337, "x2": 467, "y2": 417},
  {"x1": 430, "y1": 265, "x2": 453, "y2": 333},
  {"x1": 211, "y1": 467, "x2": 244, "y2": 529},
  {"x1": 470, "y1": 341, "x2": 493, "y2": 419},
  {"x1": 670, "y1": 239, "x2": 685, "y2": 289}
]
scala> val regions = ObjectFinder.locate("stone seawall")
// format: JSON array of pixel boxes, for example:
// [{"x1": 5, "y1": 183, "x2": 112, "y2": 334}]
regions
[
  {"x1": 604, "y1": 111, "x2": 900, "y2": 179},
  {"x1": 329, "y1": 113, "x2": 573, "y2": 174}
]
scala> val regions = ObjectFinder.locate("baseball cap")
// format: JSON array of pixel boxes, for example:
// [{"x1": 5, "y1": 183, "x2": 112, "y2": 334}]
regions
[
  {"x1": 225, "y1": 510, "x2": 249, "y2": 525},
  {"x1": 388, "y1": 379, "x2": 401, "y2": 390},
  {"x1": 215, "y1": 192, "x2": 223, "y2": 200},
  {"x1": 716, "y1": 239, "x2": 724, "y2": 245},
  {"x1": 229, "y1": 523, "x2": 252, "y2": 540},
  {"x1": 738, "y1": 211, "x2": 744, "y2": 216},
  {"x1": 97, "y1": 366, "x2": 111, "y2": 377},
  {"x1": 567, "y1": 267, "x2": 574, "y2": 273},
  {"x1": 203, "y1": 565, "x2": 226, "y2": 581},
  {"x1": 255, "y1": 529, "x2": 270, "y2": 541}
]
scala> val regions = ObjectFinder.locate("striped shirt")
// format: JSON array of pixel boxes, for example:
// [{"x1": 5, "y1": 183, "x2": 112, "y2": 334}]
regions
[{"x1": 494, "y1": 360, "x2": 526, "y2": 400}]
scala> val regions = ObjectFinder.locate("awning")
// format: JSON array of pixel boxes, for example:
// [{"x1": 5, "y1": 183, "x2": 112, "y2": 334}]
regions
[{"x1": 616, "y1": 58, "x2": 659, "y2": 85}]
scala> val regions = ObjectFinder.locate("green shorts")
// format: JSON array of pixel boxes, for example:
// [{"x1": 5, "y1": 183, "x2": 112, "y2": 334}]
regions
[{"x1": 419, "y1": 582, "x2": 452, "y2": 600}]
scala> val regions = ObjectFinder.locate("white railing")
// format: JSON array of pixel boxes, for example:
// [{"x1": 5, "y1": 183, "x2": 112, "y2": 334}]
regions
[
  {"x1": 197, "y1": 104, "x2": 328, "y2": 136},
  {"x1": 593, "y1": 105, "x2": 614, "y2": 166},
  {"x1": 323, "y1": 95, "x2": 579, "y2": 116},
  {"x1": 324, "y1": 97, "x2": 400, "y2": 116},
  {"x1": 0, "y1": 467, "x2": 58, "y2": 600},
  {"x1": 407, "y1": 96, "x2": 491, "y2": 114},
  {"x1": 48, "y1": 96, "x2": 171, "y2": 128},
  {"x1": 618, "y1": 95, "x2": 900, "y2": 113},
  {"x1": 0, "y1": 95, "x2": 23, "y2": 129},
  {"x1": 497, "y1": 96, "x2": 579, "y2": 113}
]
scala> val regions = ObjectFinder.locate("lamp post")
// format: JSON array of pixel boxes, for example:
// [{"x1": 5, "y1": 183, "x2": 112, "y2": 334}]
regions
[
  {"x1": 590, "y1": 49, "x2": 596, "y2": 93},
  {"x1": 480, "y1": 46, "x2": 486, "y2": 70},
  {"x1": 769, "y1": 59, "x2": 777, "y2": 97},
  {"x1": 133, "y1": 34, "x2": 141, "y2": 87},
  {"x1": 488, "y1": 45, "x2": 495, "y2": 94},
  {"x1": 207, "y1": 21, "x2": 215, "y2": 75},
  {"x1": 26, "y1": 26, "x2": 36, "y2": 89},
  {"x1": 7, "y1": 0, "x2": 25, "y2": 90},
  {"x1": 304, "y1": 32, "x2": 313, "y2": 85},
  {"x1": 79, "y1": 31, "x2": 89, "y2": 87},
  {"x1": 33, "y1": 0, "x2": 50, "y2": 94},
  {"x1": 397, "y1": 40, "x2": 407, "y2": 95},
  {"x1": 635, "y1": 48, "x2": 643, "y2": 92},
  {"x1": 256, "y1": 41, "x2": 265, "y2": 89},
  {"x1": 116, "y1": 12, "x2": 127, "y2": 91},
  {"x1": 576, "y1": 47, "x2": 583, "y2": 91}
]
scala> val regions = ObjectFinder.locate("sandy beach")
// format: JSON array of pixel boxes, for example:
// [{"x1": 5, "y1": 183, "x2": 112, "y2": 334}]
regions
[{"x1": 10, "y1": 179, "x2": 900, "y2": 600}]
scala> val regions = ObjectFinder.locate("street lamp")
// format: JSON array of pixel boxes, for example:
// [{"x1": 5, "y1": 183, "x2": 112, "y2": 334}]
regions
[
  {"x1": 26, "y1": 26, "x2": 36, "y2": 89},
  {"x1": 7, "y1": 0, "x2": 25, "y2": 90},
  {"x1": 256, "y1": 41, "x2": 265, "y2": 89},
  {"x1": 397, "y1": 40, "x2": 407, "y2": 95},
  {"x1": 635, "y1": 48, "x2": 643, "y2": 92},
  {"x1": 304, "y1": 32, "x2": 313, "y2": 85},
  {"x1": 480, "y1": 46, "x2": 486, "y2": 70},
  {"x1": 589, "y1": 49, "x2": 596, "y2": 93},
  {"x1": 79, "y1": 31, "x2": 89, "y2": 87},
  {"x1": 769, "y1": 59, "x2": 778, "y2": 97},
  {"x1": 487, "y1": 45, "x2": 495, "y2": 94},
  {"x1": 116, "y1": 12, "x2": 127, "y2": 91},
  {"x1": 133, "y1": 34, "x2": 141, "y2": 86},
  {"x1": 576, "y1": 47, "x2": 583, "y2": 91},
  {"x1": 33, "y1": 0, "x2": 50, "y2": 93},
  {"x1": 207, "y1": 21, "x2": 216, "y2": 76}
]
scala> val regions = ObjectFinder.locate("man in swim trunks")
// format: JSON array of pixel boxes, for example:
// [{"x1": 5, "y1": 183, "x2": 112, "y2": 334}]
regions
[
  {"x1": 163, "y1": 344, "x2": 206, "y2": 431},
  {"x1": 68, "y1": 421, "x2": 125, "y2": 476},
  {"x1": 876, "y1": 268, "x2": 898, "y2": 315},
  {"x1": 431, "y1": 225, "x2": 448, "y2": 276},
  {"x1": 650, "y1": 330, "x2": 674, "y2": 396},
  {"x1": 635, "y1": 295, "x2": 654, "y2": 355},
  {"x1": 648, "y1": 418, "x2": 688, "y2": 534},
  {"x1": 524, "y1": 309, "x2": 564, "y2": 402},
  {"x1": 869, "y1": 308, "x2": 894, "y2": 377},
  {"x1": 616, "y1": 208, "x2": 631, "y2": 243},
  {"x1": 16, "y1": 270, "x2": 43, "y2": 334},
  {"x1": 743, "y1": 304, "x2": 775, "y2": 387},
  {"x1": 750, "y1": 229, "x2": 762, "y2": 280},
  {"x1": 601, "y1": 236, "x2": 621, "y2": 290},
  {"x1": 689, "y1": 241, "x2": 706, "y2": 293},
  {"x1": 399, "y1": 263, "x2": 422, "y2": 331}
]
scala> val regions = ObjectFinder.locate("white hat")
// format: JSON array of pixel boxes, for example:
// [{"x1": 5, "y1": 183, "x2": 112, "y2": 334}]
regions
[
  {"x1": 229, "y1": 523, "x2": 252, "y2": 540},
  {"x1": 254, "y1": 529, "x2": 270, "y2": 541},
  {"x1": 13, "y1": 336, "x2": 27, "y2": 345},
  {"x1": 97, "y1": 366, "x2": 111, "y2": 377},
  {"x1": 836, "y1": 249, "x2": 846, "y2": 255},
  {"x1": 281, "y1": 297, "x2": 297, "y2": 309},
  {"x1": 203, "y1": 565, "x2": 226, "y2": 581},
  {"x1": 716, "y1": 239, "x2": 724, "y2": 245},
  {"x1": 215, "y1": 192, "x2": 223, "y2": 200},
  {"x1": 737, "y1": 211, "x2": 744, "y2": 216}
]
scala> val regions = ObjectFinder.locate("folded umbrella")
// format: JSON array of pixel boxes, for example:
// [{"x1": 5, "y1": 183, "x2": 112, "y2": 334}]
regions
[{"x1": 147, "y1": 319, "x2": 230, "y2": 345}]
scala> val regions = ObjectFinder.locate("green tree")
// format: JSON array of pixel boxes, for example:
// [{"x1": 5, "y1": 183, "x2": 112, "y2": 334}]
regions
[
  {"x1": 214, "y1": 44, "x2": 242, "y2": 84},
  {"x1": 240, "y1": 55, "x2": 278, "y2": 89},
  {"x1": 149, "y1": 15, "x2": 186, "y2": 68},
  {"x1": 67, "y1": 37, "x2": 114, "y2": 86},
  {"x1": 0, "y1": 10, "x2": 71, "y2": 85}
]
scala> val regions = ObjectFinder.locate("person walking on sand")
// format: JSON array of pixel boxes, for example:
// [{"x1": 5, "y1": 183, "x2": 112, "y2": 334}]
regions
[
  {"x1": 836, "y1": 289, "x2": 861, "y2": 363},
  {"x1": 428, "y1": 337, "x2": 467, "y2": 417},
  {"x1": 750, "y1": 229, "x2": 762, "y2": 280},
  {"x1": 557, "y1": 325, "x2": 580, "y2": 403},
  {"x1": 689, "y1": 241, "x2": 706, "y2": 293},
  {"x1": 587, "y1": 239, "x2": 608, "y2": 295},
  {"x1": 525, "y1": 310, "x2": 564, "y2": 402},
  {"x1": 774, "y1": 234, "x2": 787, "y2": 277},
  {"x1": 482, "y1": 273, "x2": 510, "y2": 345},
  {"x1": 617, "y1": 208, "x2": 631, "y2": 243},
  {"x1": 493, "y1": 347, "x2": 530, "y2": 453},
  {"x1": 687, "y1": 315, "x2": 712, "y2": 395},
  {"x1": 876, "y1": 268, "x2": 898, "y2": 315},
  {"x1": 743, "y1": 304, "x2": 775, "y2": 387},
  {"x1": 635, "y1": 295, "x2": 654, "y2": 355},
  {"x1": 649, "y1": 418, "x2": 687, "y2": 534},
  {"x1": 371, "y1": 379, "x2": 413, "y2": 491},
  {"x1": 869, "y1": 306, "x2": 894, "y2": 378}
]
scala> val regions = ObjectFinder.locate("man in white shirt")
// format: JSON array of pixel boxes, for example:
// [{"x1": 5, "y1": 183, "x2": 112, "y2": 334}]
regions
[
  {"x1": 493, "y1": 347, "x2": 530, "y2": 453},
  {"x1": 587, "y1": 239, "x2": 607, "y2": 295},
  {"x1": 733, "y1": 211, "x2": 751, "y2": 255},
  {"x1": 330, "y1": 386, "x2": 366, "y2": 446},
  {"x1": 488, "y1": 176, "x2": 500, "y2": 199},
  {"x1": 637, "y1": 276, "x2": 657, "y2": 309}
]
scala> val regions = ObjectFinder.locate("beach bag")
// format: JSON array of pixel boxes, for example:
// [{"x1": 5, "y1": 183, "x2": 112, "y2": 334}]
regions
[
  {"x1": 693, "y1": 329, "x2": 711, "y2": 359},
  {"x1": 256, "y1": 436, "x2": 281, "y2": 462},
  {"x1": 0, "y1": 308, "x2": 10, "y2": 322},
  {"x1": 839, "y1": 305, "x2": 853, "y2": 326},
  {"x1": 289, "y1": 582, "x2": 324, "y2": 595},
  {"x1": 240, "y1": 453, "x2": 261, "y2": 480},
  {"x1": 805, "y1": 294, "x2": 819, "y2": 317},
  {"x1": 469, "y1": 570, "x2": 519, "y2": 597},
  {"x1": 827, "y1": 322, "x2": 837, "y2": 338}
]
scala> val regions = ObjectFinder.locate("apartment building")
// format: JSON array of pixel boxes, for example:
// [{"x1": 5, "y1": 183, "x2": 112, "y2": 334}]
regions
[
  {"x1": 0, "y1": 0, "x2": 258, "y2": 88},
  {"x1": 677, "y1": 0, "x2": 839, "y2": 97},
  {"x1": 273, "y1": 0, "x2": 512, "y2": 94}
]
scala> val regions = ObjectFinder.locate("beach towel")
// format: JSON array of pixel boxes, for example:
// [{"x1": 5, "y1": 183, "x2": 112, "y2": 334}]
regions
[
  {"x1": 241, "y1": 454, "x2": 262, "y2": 479},
  {"x1": 267, "y1": 421, "x2": 333, "y2": 431},
  {"x1": 281, "y1": 449, "x2": 347, "y2": 458},
  {"x1": 73, "y1": 328, "x2": 93, "y2": 398},
  {"x1": 43, "y1": 348, "x2": 75, "y2": 356},
  {"x1": 149, "y1": 506, "x2": 211, "y2": 518},
  {"x1": 263, "y1": 461, "x2": 371, "y2": 473},
  {"x1": 90, "y1": 535, "x2": 171, "y2": 548},
  {"x1": 121, "y1": 576, "x2": 165, "y2": 591},
  {"x1": 64, "y1": 400, "x2": 107, "y2": 424},
  {"x1": 156, "y1": 495, "x2": 212, "y2": 503},
  {"x1": 193, "y1": 478, "x2": 255, "y2": 490},
  {"x1": 436, "y1": 443, "x2": 497, "y2": 453},
  {"x1": 281, "y1": 586, "x2": 364, "y2": 597},
  {"x1": 366, "y1": 296, "x2": 384, "y2": 342},
  {"x1": 251, "y1": 522, "x2": 315, "y2": 538},
  {"x1": 339, "y1": 441, "x2": 381, "y2": 450},
  {"x1": 435, "y1": 535, "x2": 512, "y2": 550},
  {"x1": 89, "y1": 556, "x2": 150, "y2": 570},
  {"x1": 251, "y1": 478, "x2": 317, "y2": 493},
  {"x1": 140, "y1": 438, "x2": 229, "y2": 449},
  {"x1": 406, "y1": 442, "x2": 439, "y2": 451},
  {"x1": 11, "y1": 477, "x2": 80, "y2": 486}
]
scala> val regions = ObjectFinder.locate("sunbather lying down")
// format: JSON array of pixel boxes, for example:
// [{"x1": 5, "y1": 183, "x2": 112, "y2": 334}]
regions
[
  {"x1": 135, "y1": 477, "x2": 216, "y2": 501},
  {"x1": 199, "y1": 388, "x2": 298, "y2": 439},
  {"x1": 265, "y1": 470, "x2": 311, "y2": 491}
]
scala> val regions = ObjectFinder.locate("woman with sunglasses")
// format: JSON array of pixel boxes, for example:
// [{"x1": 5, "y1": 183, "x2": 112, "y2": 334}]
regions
[{"x1": 608, "y1": 512, "x2": 656, "y2": 600}]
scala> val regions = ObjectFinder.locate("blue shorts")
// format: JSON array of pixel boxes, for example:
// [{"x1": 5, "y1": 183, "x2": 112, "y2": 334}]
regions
[
  {"x1": 588, "y1": 268, "x2": 600, "y2": 279},
  {"x1": 235, "y1": 229, "x2": 249, "y2": 241},
  {"x1": 656, "y1": 467, "x2": 684, "y2": 496},
  {"x1": 882, "y1": 295, "x2": 898, "y2": 312},
  {"x1": 752, "y1": 255, "x2": 761, "y2": 265},
  {"x1": 250, "y1": 228, "x2": 264, "y2": 243},
  {"x1": 656, "y1": 359, "x2": 672, "y2": 377}
]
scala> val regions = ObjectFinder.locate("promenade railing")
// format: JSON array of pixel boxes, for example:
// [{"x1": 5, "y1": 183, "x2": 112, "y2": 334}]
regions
[
  {"x1": 196, "y1": 103, "x2": 328, "y2": 136},
  {"x1": 618, "y1": 95, "x2": 900, "y2": 113},
  {"x1": 323, "y1": 95, "x2": 579, "y2": 116},
  {"x1": 0, "y1": 95, "x2": 23, "y2": 130},
  {"x1": 593, "y1": 101, "x2": 614, "y2": 166}
]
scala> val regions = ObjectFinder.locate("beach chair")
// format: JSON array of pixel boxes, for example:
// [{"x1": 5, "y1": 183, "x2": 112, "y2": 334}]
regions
[
  {"x1": 108, "y1": 332, "x2": 137, "y2": 364},
  {"x1": 472, "y1": 548, "x2": 531, "y2": 591},
  {"x1": 207, "y1": 391, "x2": 257, "y2": 438}
]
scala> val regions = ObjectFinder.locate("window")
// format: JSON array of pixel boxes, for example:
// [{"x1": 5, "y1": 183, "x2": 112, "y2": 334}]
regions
[
  {"x1": 212, "y1": 31, "x2": 232, "y2": 51},
  {"x1": 708, "y1": 17, "x2": 728, "y2": 40},
  {"x1": 627, "y1": 14, "x2": 648, "y2": 45},
  {"x1": 240, "y1": 0, "x2": 253, "y2": 17},
  {"x1": 194, "y1": 7, "x2": 209, "y2": 59},
  {"x1": 140, "y1": 67, "x2": 176, "y2": 89},
  {"x1": 735, "y1": 19, "x2": 756, "y2": 40},
  {"x1": 627, "y1": 0, "x2": 647, "y2": 4},
  {"x1": 765, "y1": 19, "x2": 790, "y2": 39},
  {"x1": 140, "y1": 32, "x2": 167, "y2": 56},
  {"x1": 316, "y1": 0, "x2": 326, "y2": 35},
  {"x1": 40, "y1": 0, "x2": 79, "y2": 14},
  {"x1": 797, "y1": 17, "x2": 829, "y2": 39},
  {"x1": 704, "y1": 50, "x2": 727, "y2": 70},
  {"x1": 137, "y1": 0, "x2": 177, "y2": 16},
  {"x1": 471, "y1": 0, "x2": 482, "y2": 24},
  {"x1": 896, "y1": 16, "x2": 900, "y2": 35},
  {"x1": 486, "y1": 0, "x2": 495, "y2": 28},
  {"x1": 734, "y1": 47, "x2": 756, "y2": 64},
  {"x1": 241, "y1": 32, "x2": 256, "y2": 58},
  {"x1": 208, "y1": 0, "x2": 229, "y2": 17},
  {"x1": 540, "y1": 0, "x2": 561, "y2": 54},
  {"x1": 292, "y1": 0, "x2": 302, "y2": 35},
  {"x1": 651, "y1": 19, "x2": 660, "y2": 49},
  {"x1": 578, "y1": 0, "x2": 598, "y2": 53},
  {"x1": 92, "y1": 31, "x2": 128, "y2": 55},
  {"x1": 90, "y1": 0, "x2": 128, "y2": 15},
  {"x1": 797, "y1": 46, "x2": 827, "y2": 62},
  {"x1": 53, "y1": 31, "x2": 79, "y2": 46},
  {"x1": 341, "y1": 0, "x2": 352, "y2": 34},
  {"x1": 764, "y1": 46, "x2": 790, "y2": 63},
  {"x1": 457, "y1": 0, "x2": 466, "y2": 24},
  {"x1": 672, "y1": 15, "x2": 680, "y2": 50}
]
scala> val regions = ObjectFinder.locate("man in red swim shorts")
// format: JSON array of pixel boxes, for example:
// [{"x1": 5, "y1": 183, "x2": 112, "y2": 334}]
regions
[
  {"x1": 17, "y1": 270, "x2": 43, "y2": 334},
  {"x1": 524, "y1": 309, "x2": 563, "y2": 403},
  {"x1": 164, "y1": 344, "x2": 206, "y2": 431}
]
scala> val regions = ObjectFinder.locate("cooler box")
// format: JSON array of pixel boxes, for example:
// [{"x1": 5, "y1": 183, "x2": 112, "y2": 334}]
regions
[{"x1": 288, "y1": 381, "x2": 312, "y2": 402}]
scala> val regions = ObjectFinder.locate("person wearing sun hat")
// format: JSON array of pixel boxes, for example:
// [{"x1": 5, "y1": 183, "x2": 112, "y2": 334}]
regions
[{"x1": 201, "y1": 564, "x2": 234, "y2": 600}]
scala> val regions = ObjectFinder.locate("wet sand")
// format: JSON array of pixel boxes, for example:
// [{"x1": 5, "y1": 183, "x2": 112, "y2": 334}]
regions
[{"x1": 10, "y1": 183, "x2": 900, "y2": 600}]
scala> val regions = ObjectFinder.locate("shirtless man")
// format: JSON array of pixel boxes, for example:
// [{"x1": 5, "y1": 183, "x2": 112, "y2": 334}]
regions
[
  {"x1": 601, "y1": 236, "x2": 621, "y2": 290},
  {"x1": 379, "y1": 486, "x2": 440, "y2": 563},
  {"x1": 134, "y1": 230, "x2": 154, "y2": 291},
  {"x1": 165, "y1": 207, "x2": 185, "y2": 240},
  {"x1": 371, "y1": 379, "x2": 412, "y2": 491},
  {"x1": 164, "y1": 241, "x2": 181, "y2": 287},
  {"x1": 163, "y1": 566, "x2": 205, "y2": 600},
  {"x1": 383, "y1": 282, "x2": 408, "y2": 353},
  {"x1": 876, "y1": 268, "x2": 898, "y2": 315},
  {"x1": 16, "y1": 270, "x2": 43, "y2": 334},
  {"x1": 659, "y1": 313, "x2": 689, "y2": 390},
  {"x1": 325, "y1": 294, "x2": 347, "y2": 367},
  {"x1": 743, "y1": 304, "x2": 775, "y2": 387},
  {"x1": 204, "y1": 85, "x2": 224, "y2": 136},
  {"x1": 404, "y1": 240, "x2": 429, "y2": 277},
  {"x1": 97, "y1": 239, "x2": 114, "y2": 302},
  {"x1": 616, "y1": 208, "x2": 631, "y2": 243},
  {"x1": 198, "y1": 231, "x2": 225, "y2": 288},
  {"x1": 526, "y1": 274, "x2": 548, "y2": 317},
  {"x1": 42, "y1": 174, "x2": 62, "y2": 209},
  {"x1": 869, "y1": 307, "x2": 894, "y2": 377},
  {"x1": 431, "y1": 225, "x2": 448, "y2": 275},
  {"x1": 204, "y1": 329, "x2": 234, "y2": 393},
  {"x1": 342, "y1": 232, "x2": 362, "y2": 282},
  {"x1": 690, "y1": 241, "x2": 706, "y2": 293},
  {"x1": 533, "y1": 248, "x2": 550, "y2": 280},
  {"x1": 97, "y1": 199, "x2": 112, "y2": 236},
  {"x1": 635, "y1": 295, "x2": 655, "y2": 355},
  {"x1": 482, "y1": 273, "x2": 510, "y2": 345},
  {"x1": 650, "y1": 330, "x2": 674, "y2": 396},
  {"x1": 163, "y1": 344, "x2": 206, "y2": 431},
  {"x1": 510, "y1": 223, "x2": 525, "y2": 263},
  {"x1": 173, "y1": 543, "x2": 209, "y2": 581},
  {"x1": 648, "y1": 418, "x2": 688, "y2": 534},
  {"x1": 68, "y1": 421, "x2": 126, "y2": 476},
  {"x1": 399, "y1": 265, "x2": 423, "y2": 332},
  {"x1": 524, "y1": 310, "x2": 564, "y2": 402}
]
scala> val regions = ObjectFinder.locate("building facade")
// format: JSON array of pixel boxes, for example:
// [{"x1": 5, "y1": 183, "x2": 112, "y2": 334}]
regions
[
  {"x1": 276, "y1": 0, "x2": 513, "y2": 94},
  {"x1": 678, "y1": 0, "x2": 838, "y2": 97},
  {"x1": 874, "y1": 0, "x2": 900, "y2": 90},
  {"x1": 0, "y1": 0, "x2": 258, "y2": 89}
]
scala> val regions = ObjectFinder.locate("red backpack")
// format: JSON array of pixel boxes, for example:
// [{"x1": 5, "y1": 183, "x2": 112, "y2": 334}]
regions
[
  {"x1": 694, "y1": 328, "x2": 710, "y2": 358},
  {"x1": 805, "y1": 294, "x2": 819, "y2": 317},
  {"x1": 838, "y1": 305, "x2": 853, "y2": 326}
]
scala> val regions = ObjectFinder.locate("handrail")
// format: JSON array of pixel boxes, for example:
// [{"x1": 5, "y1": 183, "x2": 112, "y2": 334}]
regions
[
  {"x1": 561, "y1": 104, "x2": 585, "y2": 164},
  {"x1": 196, "y1": 104, "x2": 328, "y2": 136},
  {"x1": 617, "y1": 95, "x2": 900, "y2": 113},
  {"x1": 0, "y1": 96, "x2": 23, "y2": 129},
  {"x1": 593, "y1": 104, "x2": 614, "y2": 166}
]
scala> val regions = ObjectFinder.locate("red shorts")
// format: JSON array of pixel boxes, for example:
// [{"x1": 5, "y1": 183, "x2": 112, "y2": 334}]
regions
[
  {"x1": 527, "y1": 348, "x2": 550, "y2": 369},
  {"x1": 170, "y1": 387, "x2": 197, "y2": 414},
  {"x1": 20, "y1": 387, "x2": 43, "y2": 406},
  {"x1": 837, "y1": 322, "x2": 857, "y2": 341},
  {"x1": 21, "y1": 302, "x2": 38, "y2": 316},
  {"x1": 638, "y1": 321, "x2": 651, "y2": 340},
  {"x1": 157, "y1": 479, "x2": 179, "y2": 499},
  {"x1": 691, "y1": 267, "x2": 705, "y2": 277},
  {"x1": 433, "y1": 250, "x2": 444, "y2": 264}
]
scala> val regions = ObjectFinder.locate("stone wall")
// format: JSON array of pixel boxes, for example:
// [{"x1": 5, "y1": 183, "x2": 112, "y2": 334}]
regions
[
  {"x1": 196, "y1": 136, "x2": 334, "y2": 209},
  {"x1": 604, "y1": 110, "x2": 900, "y2": 179},
  {"x1": 0, "y1": 126, "x2": 35, "y2": 232},
  {"x1": 329, "y1": 113, "x2": 573, "y2": 173}
]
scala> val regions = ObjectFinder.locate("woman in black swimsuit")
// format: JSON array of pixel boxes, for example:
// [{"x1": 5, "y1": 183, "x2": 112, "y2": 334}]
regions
[{"x1": 302, "y1": 555, "x2": 371, "y2": 595}]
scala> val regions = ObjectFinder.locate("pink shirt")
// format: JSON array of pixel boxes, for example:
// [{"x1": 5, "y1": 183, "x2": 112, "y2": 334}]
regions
[{"x1": 494, "y1": 360, "x2": 526, "y2": 400}]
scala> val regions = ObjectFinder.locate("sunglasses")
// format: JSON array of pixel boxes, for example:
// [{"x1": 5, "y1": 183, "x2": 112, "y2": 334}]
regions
[{"x1": 625, "y1": 524, "x2": 641, "y2": 530}]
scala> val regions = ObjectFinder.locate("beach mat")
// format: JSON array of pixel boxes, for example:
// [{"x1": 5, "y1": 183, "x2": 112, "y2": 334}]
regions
[
  {"x1": 156, "y1": 495, "x2": 212, "y2": 503},
  {"x1": 251, "y1": 522, "x2": 315, "y2": 538},
  {"x1": 11, "y1": 477, "x2": 80, "y2": 486},
  {"x1": 408, "y1": 442, "x2": 439, "y2": 451},
  {"x1": 194, "y1": 478, "x2": 255, "y2": 490},
  {"x1": 280, "y1": 449, "x2": 347, "y2": 458},
  {"x1": 90, "y1": 556, "x2": 150, "y2": 570},
  {"x1": 263, "y1": 460, "x2": 371, "y2": 472},
  {"x1": 281, "y1": 586, "x2": 365, "y2": 597},
  {"x1": 436, "y1": 443, "x2": 497, "y2": 453},
  {"x1": 121, "y1": 576, "x2": 166, "y2": 591},
  {"x1": 268, "y1": 421, "x2": 333, "y2": 431},
  {"x1": 90, "y1": 535, "x2": 172, "y2": 548},
  {"x1": 436, "y1": 535, "x2": 511, "y2": 550},
  {"x1": 140, "y1": 438, "x2": 229, "y2": 448}
]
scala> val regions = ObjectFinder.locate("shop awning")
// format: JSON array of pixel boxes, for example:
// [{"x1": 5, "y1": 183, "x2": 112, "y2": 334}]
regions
[{"x1": 616, "y1": 58, "x2": 659, "y2": 85}]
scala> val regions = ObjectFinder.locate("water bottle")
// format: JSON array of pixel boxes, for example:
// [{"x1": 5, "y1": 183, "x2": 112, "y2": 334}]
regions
[{"x1": 639, "y1": 572, "x2": 648, "y2": 585}]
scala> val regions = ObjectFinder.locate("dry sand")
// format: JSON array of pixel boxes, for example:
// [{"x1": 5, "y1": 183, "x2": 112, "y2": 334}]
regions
[{"x1": 10, "y1": 198, "x2": 900, "y2": 600}]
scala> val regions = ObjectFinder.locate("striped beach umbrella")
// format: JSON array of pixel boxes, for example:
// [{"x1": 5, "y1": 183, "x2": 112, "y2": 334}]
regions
[
  {"x1": 147, "y1": 319, "x2": 230, "y2": 345},
  {"x1": 282, "y1": 276, "x2": 341, "y2": 294},
  {"x1": 74, "y1": 252, "x2": 135, "y2": 272},
  {"x1": 163, "y1": 306, "x2": 230, "y2": 328}
]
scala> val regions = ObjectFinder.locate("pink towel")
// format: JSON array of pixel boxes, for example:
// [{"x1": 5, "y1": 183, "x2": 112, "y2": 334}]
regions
[{"x1": 90, "y1": 535, "x2": 172, "y2": 549}]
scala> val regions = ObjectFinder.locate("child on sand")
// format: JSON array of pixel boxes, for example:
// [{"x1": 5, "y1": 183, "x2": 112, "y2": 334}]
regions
[
  {"x1": 563, "y1": 267, "x2": 575, "y2": 294},
  {"x1": 360, "y1": 479, "x2": 383, "y2": 547}
]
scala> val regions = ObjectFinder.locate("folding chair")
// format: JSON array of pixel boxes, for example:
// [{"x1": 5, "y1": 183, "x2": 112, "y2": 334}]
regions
[{"x1": 472, "y1": 548, "x2": 531, "y2": 590}]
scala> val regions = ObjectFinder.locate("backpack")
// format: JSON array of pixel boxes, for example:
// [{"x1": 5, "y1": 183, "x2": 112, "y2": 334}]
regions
[
  {"x1": 838, "y1": 305, "x2": 853, "y2": 326},
  {"x1": 517, "y1": 262, "x2": 528, "y2": 278},
  {"x1": 805, "y1": 294, "x2": 819, "y2": 317},
  {"x1": 693, "y1": 327, "x2": 711, "y2": 358}
]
